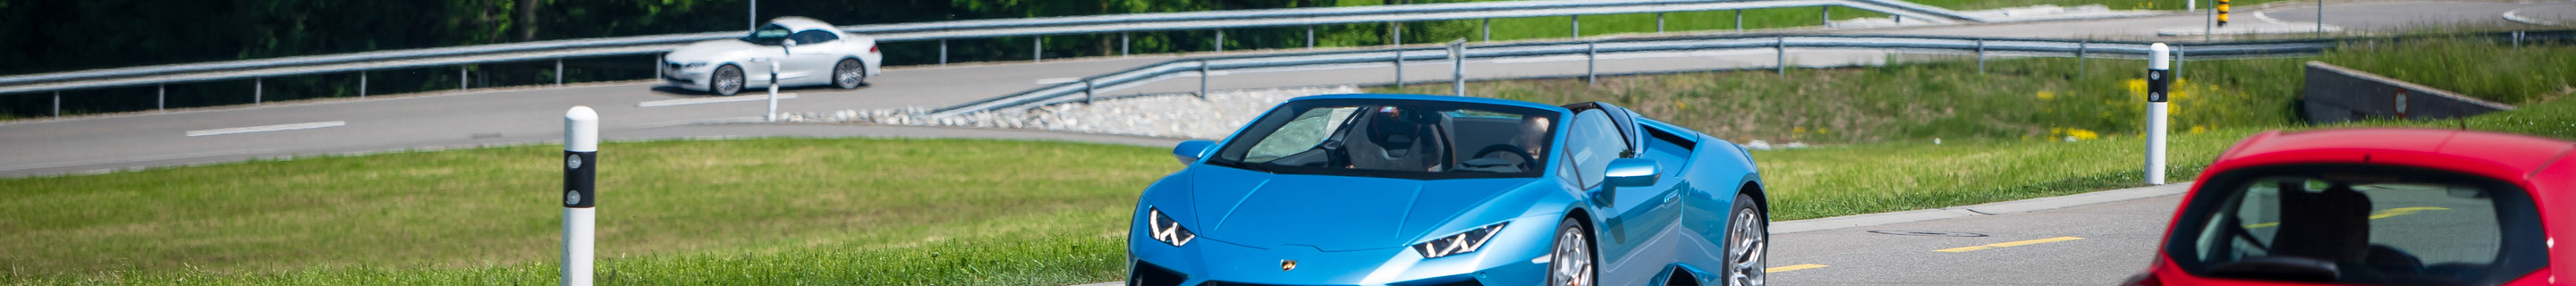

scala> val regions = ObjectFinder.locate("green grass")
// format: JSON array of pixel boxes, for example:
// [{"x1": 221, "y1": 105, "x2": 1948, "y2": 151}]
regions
[{"x1": 2, "y1": 138, "x2": 1172, "y2": 285}]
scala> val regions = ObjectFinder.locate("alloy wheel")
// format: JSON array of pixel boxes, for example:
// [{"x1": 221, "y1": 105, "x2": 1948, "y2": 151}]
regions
[
  {"x1": 1728, "y1": 209, "x2": 1768, "y2": 286},
  {"x1": 714, "y1": 65, "x2": 744, "y2": 96}
]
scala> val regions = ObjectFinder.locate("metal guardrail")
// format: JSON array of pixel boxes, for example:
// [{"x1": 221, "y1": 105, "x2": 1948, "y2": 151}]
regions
[
  {"x1": 0, "y1": 0, "x2": 1977, "y2": 97},
  {"x1": 933, "y1": 30, "x2": 2576, "y2": 117}
]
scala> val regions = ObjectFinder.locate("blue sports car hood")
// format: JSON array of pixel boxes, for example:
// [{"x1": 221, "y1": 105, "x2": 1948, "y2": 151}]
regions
[{"x1": 1180, "y1": 167, "x2": 1540, "y2": 251}]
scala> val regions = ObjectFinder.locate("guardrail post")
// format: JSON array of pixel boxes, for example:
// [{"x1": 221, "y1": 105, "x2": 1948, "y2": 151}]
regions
[
  {"x1": 562, "y1": 105, "x2": 599, "y2": 286},
  {"x1": 51, "y1": 91, "x2": 59, "y2": 117},
  {"x1": 1735, "y1": 10, "x2": 1745, "y2": 31},
  {"x1": 940, "y1": 39, "x2": 949, "y2": 66},
  {"x1": 555, "y1": 58, "x2": 565, "y2": 87},
  {"x1": 1083, "y1": 80, "x2": 1096, "y2": 104},
  {"x1": 1033, "y1": 36, "x2": 1044, "y2": 62},
  {"x1": 2146, "y1": 43, "x2": 2171, "y2": 185},
  {"x1": 656, "y1": 55, "x2": 665, "y2": 75},
  {"x1": 157, "y1": 84, "x2": 166, "y2": 111},
  {"x1": 2174, "y1": 46, "x2": 2186, "y2": 81},
  {"x1": 1775, "y1": 38, "x2": 1787, "y2": 75},
  {"x1": 460, "y1": 66, "x2": 470, "y2": 92},
  {"x1": 255, "y1": 77, "x2": 264, "y2": 105},
  {"x1": 1482, "y1": 19, "x2": 1492, "y2": 42},
  {"x1": 1571, "y1": 15, "x2": 1580, "y2": 39},
  {"x1": 1976, "y1": 39, "x2": 1987, "y2": 74},
  {"x1": 1452, "y1": 39, "x2": 1467, "y2": 96},
  {"x1": 1821, "y1": 7, "x2": 1831, "y2": 27},
  {"x1": 2076, "y1": 40, "x2": 2089, "y2": 80},
  {"x1": 1199, "y1": 60, "x2": 1211, "y2": 99},
  {"x1": 359, "y1": 72, "x2": 369, "y2": 98},
  {"x1": 2315, "y1": 0, "x2": 2324, "y2": 36},
  {"x1": 1657, "y1": 13, "x2": 1665, "y2": 34},
  {"x1": 1395, "y1": 49, "x2": 1407, "y2": 90},
  {"x1": 1586, "y1": 42, "x2": 1597, "y2": 85},
  {"x1": 2513, "y1": 30, "x2": 2523, "y2": 48},
  {"x1": 1216, "y1": 29, "x2": 1224, "y2": 53},
  {"x1": 1123, "y1": 33, "x2": 1132, "y2": 55},
  {"x1": 1306, "y1": 27, "x2": 1315, "y2": 48},
  {"x1": 1393, "y1": 22, "x2": 1403, "y2": 46}
]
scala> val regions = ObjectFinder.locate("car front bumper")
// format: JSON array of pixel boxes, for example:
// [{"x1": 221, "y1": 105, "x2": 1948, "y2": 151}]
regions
[
  {"x1": 661, "y1": 62, "x2": 710, "y2": 91},
  {"x1": 1127, "y1": 215, "x2": 1558, "y2": 286}
]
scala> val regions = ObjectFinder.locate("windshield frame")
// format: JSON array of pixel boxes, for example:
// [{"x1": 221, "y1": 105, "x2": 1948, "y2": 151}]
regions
[
  {"x1": 741, "y1": 24, "x2": 792, "y2": 46},
  {"x1": 1207, "y1": 98, "x2": 1561, "y2": 180}
]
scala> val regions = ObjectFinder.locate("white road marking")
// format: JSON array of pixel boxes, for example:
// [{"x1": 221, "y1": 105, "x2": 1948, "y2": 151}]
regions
[
  {"x1": 2253, "y1": 12, "x2": 2286, "y2": 24},
  {"x1": 185, "y1": 121, "x2": 346, "y2": 137},
  {"x1": 637, "y1": 94, "x2": 799, "y2": 107}
]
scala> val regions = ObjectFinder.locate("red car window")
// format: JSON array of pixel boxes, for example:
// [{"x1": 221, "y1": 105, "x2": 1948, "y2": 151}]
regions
[{"x1": 2165, "y1": 164, "x2": 2547, "y2": 285}]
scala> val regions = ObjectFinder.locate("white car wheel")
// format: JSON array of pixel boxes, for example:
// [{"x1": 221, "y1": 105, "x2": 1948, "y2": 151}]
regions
[
  {"x1": 834, "y1": 59, "x2": 864, "y2": 89},
  {"x1": 713, "y1": 64, "x2": 745, "y2": 96}
]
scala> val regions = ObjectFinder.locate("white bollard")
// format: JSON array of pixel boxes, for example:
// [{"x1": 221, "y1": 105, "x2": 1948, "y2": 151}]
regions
[
  {"x1": 562, "y1": 106, "x2": 599, "y2": 286},
  {"x1": 2146, "y1": 44, "x2": 2172, "y2": 185}
]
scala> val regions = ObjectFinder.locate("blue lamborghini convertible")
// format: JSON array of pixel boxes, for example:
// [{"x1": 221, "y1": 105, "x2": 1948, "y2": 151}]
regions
[{"x1": 1128, "y1": 94, "x2": 1771, "y2": 286}]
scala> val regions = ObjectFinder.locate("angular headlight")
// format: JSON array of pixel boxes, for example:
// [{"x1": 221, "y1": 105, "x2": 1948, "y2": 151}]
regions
[
  {"x1": 674, "y1": 62, "x2": 708, "y2": 69},
  {"x1": 1147, "y1": 207, "x2": 1197, "y2": 247},
  {"x1": 1413, "y1": 222, "x2": 1508, "y2": 259}
]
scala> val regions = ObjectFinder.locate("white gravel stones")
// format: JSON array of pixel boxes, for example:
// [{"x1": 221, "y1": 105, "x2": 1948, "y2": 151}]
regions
[{"x1": 779, "y1": 86, "x2": 1361, "y2": 139}]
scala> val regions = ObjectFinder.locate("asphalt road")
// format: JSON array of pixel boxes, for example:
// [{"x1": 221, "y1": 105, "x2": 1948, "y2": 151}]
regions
[
  {"x1": 1767, "y1": 186, "x2": 2185, "y2": 285},
  {"x1": 0, "y1": 1, "x2": 2562, "y2": 283}
]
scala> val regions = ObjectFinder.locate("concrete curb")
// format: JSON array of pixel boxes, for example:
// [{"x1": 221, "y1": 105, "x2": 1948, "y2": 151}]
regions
[{"x1": 1771, "y1": 181, "x2": 2192, "y2": 234}]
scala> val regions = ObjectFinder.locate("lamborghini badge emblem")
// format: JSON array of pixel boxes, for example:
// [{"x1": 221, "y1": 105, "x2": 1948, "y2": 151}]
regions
[{"x1": 1281, "y1": 259, "x2": 1298, "y2": 271}]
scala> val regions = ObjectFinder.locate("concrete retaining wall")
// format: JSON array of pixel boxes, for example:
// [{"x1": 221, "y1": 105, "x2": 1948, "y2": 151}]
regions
[{"x1": 2302, "y1": 61, "x2": 2514, "y2": 124}]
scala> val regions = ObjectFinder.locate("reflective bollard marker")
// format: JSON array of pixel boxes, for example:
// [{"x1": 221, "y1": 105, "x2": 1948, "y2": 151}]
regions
[
  {"x1": 2146, "y1": 44, "x2": 2171, "y2": 185},
  {"x1": 563, "y1": 106, "x2": 599, "y2": 286}
]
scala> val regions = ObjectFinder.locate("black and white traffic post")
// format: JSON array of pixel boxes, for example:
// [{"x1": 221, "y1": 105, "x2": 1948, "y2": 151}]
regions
[
  {"x1": 767, "y1": 59, "x2": 781, "y2": 122},
  {"x1": 562, "y1": 106, "x2": 600, "y2": 286},
  {"x1": 2146, "y1": 43, "x2": 2172, "y2": 185}
]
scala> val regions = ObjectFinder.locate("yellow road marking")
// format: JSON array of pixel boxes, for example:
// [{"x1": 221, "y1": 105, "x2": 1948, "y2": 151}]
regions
[
  {"x1": 2241, "y1": 206, "x2": 2448, "y2": 229},
  {"x1": 1766, "y1": 264, "x2": 1829, "y2": 273},
  {"x1": 1935, "y1": 237, "x2": 2085, "y2": 253}
]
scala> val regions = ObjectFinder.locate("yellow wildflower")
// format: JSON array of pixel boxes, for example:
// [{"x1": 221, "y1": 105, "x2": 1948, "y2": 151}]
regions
[{"x1": 2067, "y1": 129, "x2": 2100, "y2": 140}]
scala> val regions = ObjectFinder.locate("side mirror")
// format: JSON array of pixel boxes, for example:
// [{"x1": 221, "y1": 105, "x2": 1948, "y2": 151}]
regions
[
  {"x1": 1605, "y1": 158, "x2": 1659, "y2": 187},
  {"x1": 1173, "y1": 140, "x2": 1216, "y2": 164},
  {"x1": 782, "y1": 39, "x2": 798, "y2": 53}
]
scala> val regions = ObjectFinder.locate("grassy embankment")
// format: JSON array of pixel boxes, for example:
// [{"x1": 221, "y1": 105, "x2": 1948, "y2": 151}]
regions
[
  {"x1": 4, "y1": 38, "x2": 2568, "y2": 284},
  {"x1": 1385, "y1": 37, "x2": 2575, "y2": 221}
]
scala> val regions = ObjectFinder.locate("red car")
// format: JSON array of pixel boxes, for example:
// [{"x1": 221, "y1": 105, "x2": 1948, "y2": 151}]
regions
[{"x1": 2126, "y1": 129, "x2": 2573, "y2": 286}]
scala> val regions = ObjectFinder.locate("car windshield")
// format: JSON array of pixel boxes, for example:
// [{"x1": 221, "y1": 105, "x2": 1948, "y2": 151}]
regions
[
  {"x1": 741, "y1": 25, "x2": 792, "y2": 46},
  {"x1": 2167, "y1": 164, "x2": 2546, "y2": 285},
  {"x1": 1208, "y1": 98, "x2": 1556, "y2": 180}
]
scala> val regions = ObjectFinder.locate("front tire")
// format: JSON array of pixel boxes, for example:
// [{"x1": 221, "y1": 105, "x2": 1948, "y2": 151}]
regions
[
  {"x1": 712, "y1": 64, "x2": 745, "y2": 96},
  {"x1": 1724, "y1": 193, "x2": 1768, "y2": 286},
  {"x1": 833, "y1": 59, "x2": 865, "y2": 89},
  {"x1": 1549, "y1": 216, "x2": 1596, "y2": 286}
]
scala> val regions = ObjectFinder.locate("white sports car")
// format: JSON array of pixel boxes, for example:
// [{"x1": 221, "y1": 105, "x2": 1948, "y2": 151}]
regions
[{"x1": 662, "y1": 17, "x2": 882, "y2": 96}]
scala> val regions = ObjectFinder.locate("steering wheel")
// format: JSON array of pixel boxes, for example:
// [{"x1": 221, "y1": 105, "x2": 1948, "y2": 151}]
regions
[{"x1": 1470, "y1": 144, "x2": 1538, "y2": 171}]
